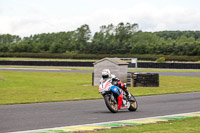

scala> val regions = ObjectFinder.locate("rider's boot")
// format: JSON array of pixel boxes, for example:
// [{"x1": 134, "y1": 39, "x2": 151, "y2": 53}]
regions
[
  {"x1": 123, "y1": 84, "x2": 131, "y2": 99},
  {"x1": 125, "y1": 90, "x2": 131, "y2": 99},
  {"x1": 121, "y1": 83, "x2": 131, "y2": 99}
]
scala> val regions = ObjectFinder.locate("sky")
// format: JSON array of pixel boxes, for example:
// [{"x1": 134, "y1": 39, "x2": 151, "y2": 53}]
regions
[{"x1": 1, "y1": 0, "x2": 200, "y2": 37}]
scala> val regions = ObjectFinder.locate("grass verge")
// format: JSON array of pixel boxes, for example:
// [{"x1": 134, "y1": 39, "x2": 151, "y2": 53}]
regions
[
  {"x1": 0, "y1": 71, "x2": 200, "y2": 105},
  {"x1": 130, "y1": 68, "x2": 200, "y2": 73},
  {"x1": 90, "y1": 117, "x2": 200, "y2": 133}
]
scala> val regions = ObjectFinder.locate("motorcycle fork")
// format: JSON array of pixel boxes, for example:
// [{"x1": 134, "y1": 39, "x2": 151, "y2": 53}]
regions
[{"x1": 110, "y1": 94, "x2": 117, "y2": 104}]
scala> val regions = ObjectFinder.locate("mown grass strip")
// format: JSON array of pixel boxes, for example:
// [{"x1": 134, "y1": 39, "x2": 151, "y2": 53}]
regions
[
  {"x1": 130, "y1": 68, "x2": 200, "y2": 73},
  {"x1": 90, "y1": 117, "x2": 200, "y2": 133}
]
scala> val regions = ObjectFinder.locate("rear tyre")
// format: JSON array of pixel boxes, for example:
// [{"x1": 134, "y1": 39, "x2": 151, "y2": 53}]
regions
[
  {"x1": 104, "y1": 95, "x2": 118, "y2": 113},
  {"x1": 128, "y1": 95, "x2": 138, "y2": 111}
]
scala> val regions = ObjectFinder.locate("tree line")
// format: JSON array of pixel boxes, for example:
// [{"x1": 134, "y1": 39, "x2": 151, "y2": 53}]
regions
[{"x1": 0, "y1": 22, "x2": 200, "y2": 56}]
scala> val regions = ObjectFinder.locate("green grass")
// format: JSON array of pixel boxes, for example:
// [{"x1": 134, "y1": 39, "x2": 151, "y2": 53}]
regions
[
  {"x1": 133, "y1": 76, "x2": 200, "y2": 96},
  {"x1": 91, "y1": 117, "x2": 200, "y2": 133},
  {"x1": 0, "y1": 71, "x2": 200, "y2": 105},
  {"x1": 130, "y1": 68, "x2": 200, "y2": 73},
  {"x1": 0, "y1": 71, "x2": 99, "y2": 105}
]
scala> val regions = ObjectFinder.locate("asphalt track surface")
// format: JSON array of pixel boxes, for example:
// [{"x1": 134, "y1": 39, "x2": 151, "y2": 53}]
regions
[
  {"x1": 0, "y1": 92, "x2": 200, "y2": 133},
  {"x1": 0, "y1": 68, "x2": 200, "y2": 77}
]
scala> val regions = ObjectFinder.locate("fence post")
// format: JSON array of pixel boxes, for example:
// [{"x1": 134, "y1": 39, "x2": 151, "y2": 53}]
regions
[
  {"x1": 131, "y1": 72, "x2": 134, "y2": 87},
  {"x1": 92, "y1": 72, "x2": 94, "y2": 86}
]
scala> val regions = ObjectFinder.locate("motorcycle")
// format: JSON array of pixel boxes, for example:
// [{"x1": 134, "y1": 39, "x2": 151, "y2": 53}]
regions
[{"x1": 99, "y1": 78, "x2": 138, "y2": 113}]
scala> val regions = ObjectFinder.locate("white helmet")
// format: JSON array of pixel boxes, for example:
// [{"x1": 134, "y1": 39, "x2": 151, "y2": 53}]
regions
[{"x1": 102, "y1": 69, "x2": 111, "y2": 79}]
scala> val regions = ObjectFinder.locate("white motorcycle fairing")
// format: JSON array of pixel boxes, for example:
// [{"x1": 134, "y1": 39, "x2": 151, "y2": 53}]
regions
[{"x1": 98, "y1": 79, "x2": 112, "y2": 94}]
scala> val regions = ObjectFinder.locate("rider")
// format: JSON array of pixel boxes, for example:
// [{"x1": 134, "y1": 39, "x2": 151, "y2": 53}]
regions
[{"x1": 100, "y1": 69, "x2": 131, "y2": 109}]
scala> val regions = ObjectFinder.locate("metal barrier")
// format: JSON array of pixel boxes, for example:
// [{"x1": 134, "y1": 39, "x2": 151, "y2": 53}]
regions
[{"x1": 0, "y1": 60, "x2": 200, "y2": 69}]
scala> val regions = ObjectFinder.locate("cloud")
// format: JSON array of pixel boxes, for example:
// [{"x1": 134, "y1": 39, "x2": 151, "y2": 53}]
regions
[
  {"x1": 131, "y1": 4, "x2": 200, "y2": 31},
  {"x1": 86, "y1": 4, "x2": 200, "y2": 32},
  {"x1": 1, "y1": 3, "x2": 200, "y2": 37}
]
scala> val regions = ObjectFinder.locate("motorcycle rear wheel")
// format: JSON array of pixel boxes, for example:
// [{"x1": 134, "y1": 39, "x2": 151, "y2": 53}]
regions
[
  {"x1": 128, "y1": 95, "x2": 138, "y2": 111},
  {"x1": 104, "y1": 95, "x2": 118, "y2": 113}
]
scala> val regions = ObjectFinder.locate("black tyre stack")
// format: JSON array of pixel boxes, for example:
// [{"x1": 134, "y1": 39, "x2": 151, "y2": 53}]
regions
[
  {"x1": 127, "y1": 72, "x2": 159, "y2": 87},
  {"x1": 133, "y1": 73, "x2": 159, "y2": 87}
]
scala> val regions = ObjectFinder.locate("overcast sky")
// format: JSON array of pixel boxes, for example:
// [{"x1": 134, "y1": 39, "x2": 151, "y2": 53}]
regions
[{"x1": 1, "y1": 0, "x2": 200, "y2": 37}]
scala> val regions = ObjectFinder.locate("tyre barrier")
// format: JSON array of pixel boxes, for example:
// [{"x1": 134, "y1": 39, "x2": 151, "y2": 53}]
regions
[
  {"x1": 92, "y1": 72, "x2": 159, "y2": 87},
  {"x1": 127, "y1": 72, "x2": 159, "y2": 87}
]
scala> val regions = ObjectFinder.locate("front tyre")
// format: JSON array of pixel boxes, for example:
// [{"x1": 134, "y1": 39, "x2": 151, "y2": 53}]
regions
[
  {"x1": 128, "y1": 95, "x2": 138, "y2": 111},
  {"x1": 104, "y1": 95, "x2": 118, "y2": 113}
]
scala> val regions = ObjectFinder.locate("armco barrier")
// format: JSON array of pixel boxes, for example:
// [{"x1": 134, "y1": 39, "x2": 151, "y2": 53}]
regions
[
  {"x1": 0, "y1": 60, "x2": 94, "y2": 67},
  {"x1": 129, "y1": 62, "x2": 200, "y2": 69},
  {"x1": 0, "y1": 60, "x2": 200, "y2": 69}
]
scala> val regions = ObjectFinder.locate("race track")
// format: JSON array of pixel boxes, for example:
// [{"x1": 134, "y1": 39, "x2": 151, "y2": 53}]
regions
[
  {"x1": 0, "y1": 68, "x2": 200, "y2": 77},
  {"x1": 0, "y1": 68, "x2": 199, "y2": 132},
  {"x1": 0, "y1": 92, "x2": 200, "y2": 133}
]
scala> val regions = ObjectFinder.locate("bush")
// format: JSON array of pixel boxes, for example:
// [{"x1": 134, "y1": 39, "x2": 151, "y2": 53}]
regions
[
  {"x1": 0, "y1": 52, "x2": 200, "y2": 62},
  {"x1": 156, "y1": 57, "x2": 166, "y2": 63}
]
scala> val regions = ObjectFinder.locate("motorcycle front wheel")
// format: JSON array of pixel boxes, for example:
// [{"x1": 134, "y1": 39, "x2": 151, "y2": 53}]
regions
[
  {"x1": 104, "y1": 95, "x2": 118, "y2": 113},
  {"x1": 128, "y1": 95, "x2": 138, "y2": 111}
]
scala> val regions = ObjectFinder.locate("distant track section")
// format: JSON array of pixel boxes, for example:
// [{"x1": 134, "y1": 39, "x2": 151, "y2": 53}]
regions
[{"x1": 0, "y1": 68, "x2": 200, "y2": 77}]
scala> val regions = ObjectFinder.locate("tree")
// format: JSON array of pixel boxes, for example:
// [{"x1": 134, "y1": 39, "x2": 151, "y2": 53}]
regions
[
  {"x1": 0, "y1": 34, "x2": 21, "y2": 45},
  {"x1": 0, "y1": 23, "x2": 200, "y2": 56},
  {"x1": 130, "y1": 32, "x2": 161, "y2": 54},
  {"x1": 74, "y1": 24, "x2": 91, "y2": 53}
]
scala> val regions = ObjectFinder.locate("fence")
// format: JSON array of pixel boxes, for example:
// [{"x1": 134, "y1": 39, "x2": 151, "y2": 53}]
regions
[
  {"x1": 0, "y1": 60, "x2": 94, "y2": 67},
  {"x1": 129, "y1": 62, "x2": 200, "y2": 69},
  {"x1": 0, "y1": 60, "x2": 200, "y2": 69}
]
